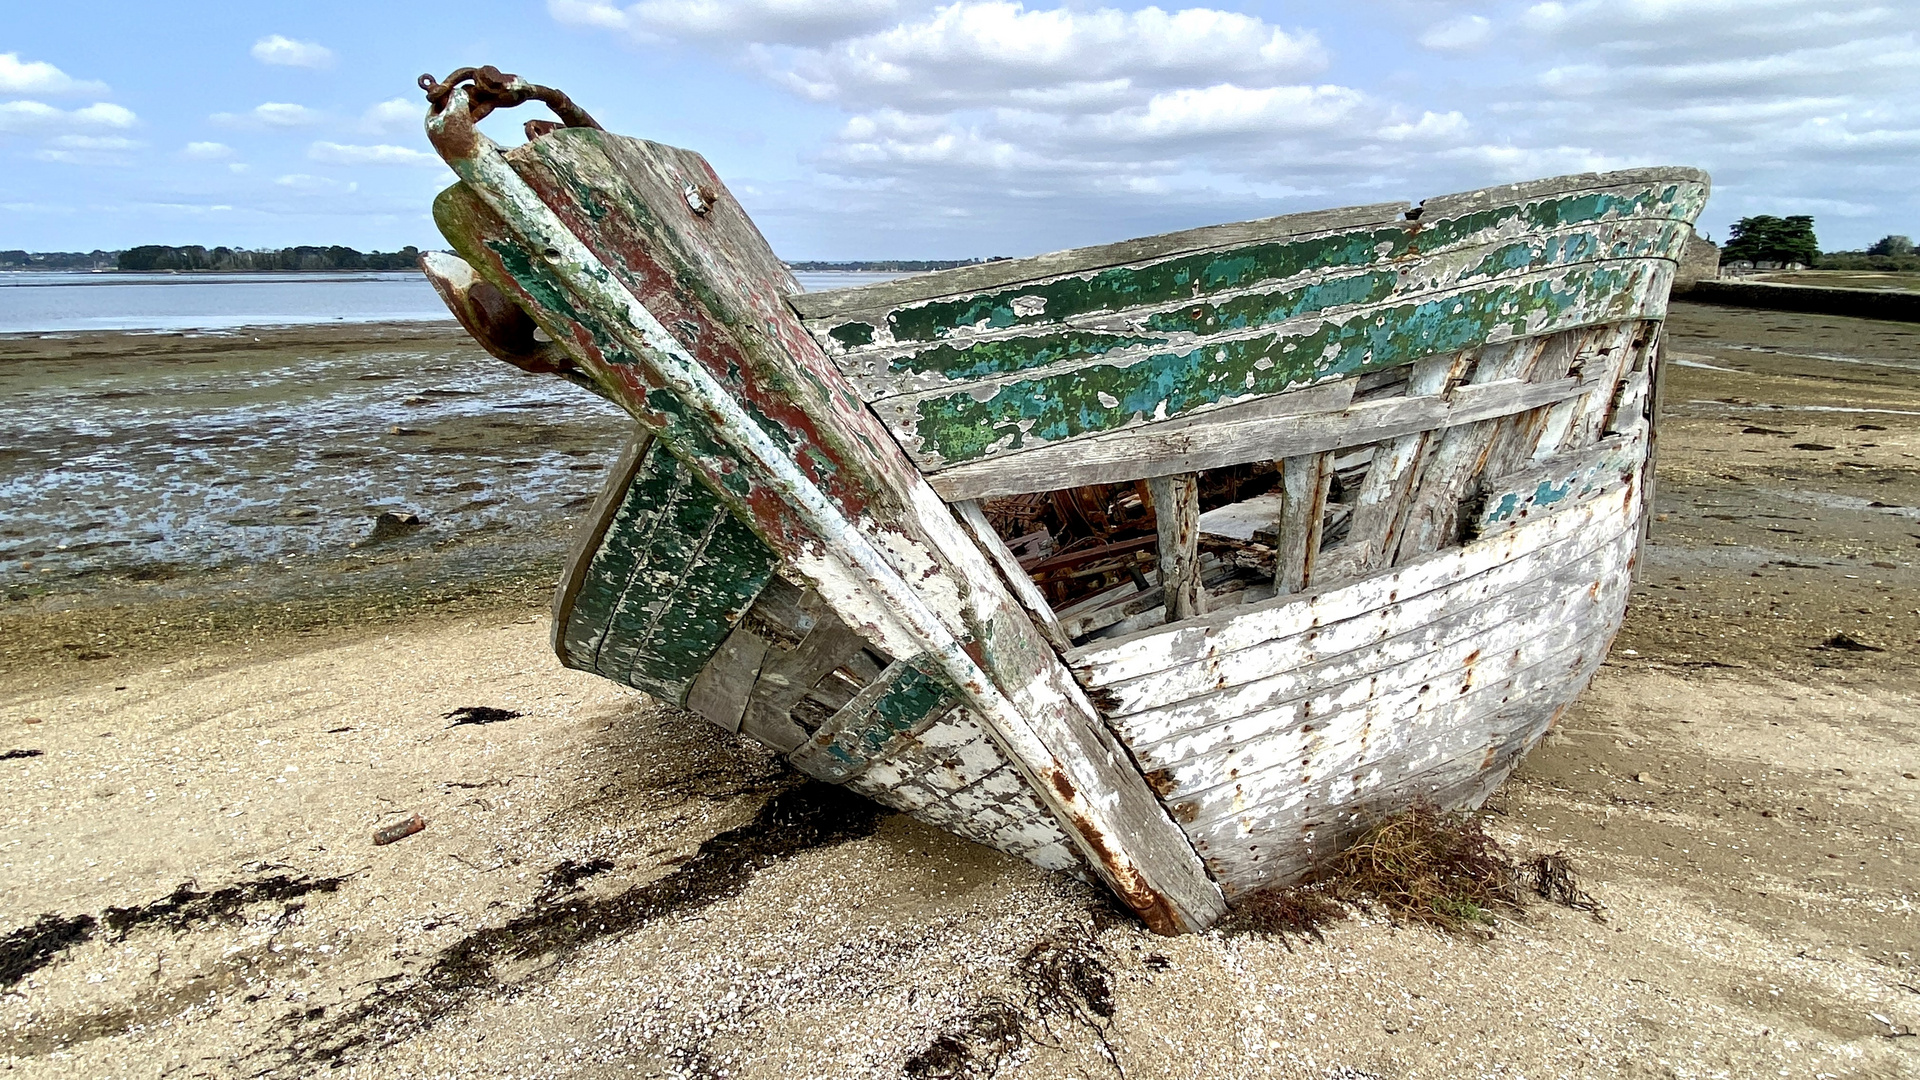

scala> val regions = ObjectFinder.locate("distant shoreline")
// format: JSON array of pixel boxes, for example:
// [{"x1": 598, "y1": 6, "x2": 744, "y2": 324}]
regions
[{"x1": 2, "y1": 261, "x2": 975, "y2": 275}]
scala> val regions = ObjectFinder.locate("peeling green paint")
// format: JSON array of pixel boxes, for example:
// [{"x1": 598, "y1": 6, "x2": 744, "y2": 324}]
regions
[
  {"x1": 790, "y1": 660, "x2": 958, "y2": 783},
  {"x1": 880, "y1": 226, "x2": 1404, "y2": 346},
  {"x1": 828, "y1": 212, "x2": 1690, "y2": 394},
  {"x1": 856, "y1": 184, "x2": 1700, "y2": 353},
  {"x1": 830, "y1": 321, "x2": 876, "y2": 348},
  {"x1": 560, "y1": 438, "x2": 778, "y2": 704},
  {"x1": 1477, "y1": 436, "x2": 1641, "y2": 530},
  {"x1": 907, "y1": 263, "x2": 1648, "y2": 466},
  {"x1": 902, "y1": 329, "x2": 1172, "y2": 381}
]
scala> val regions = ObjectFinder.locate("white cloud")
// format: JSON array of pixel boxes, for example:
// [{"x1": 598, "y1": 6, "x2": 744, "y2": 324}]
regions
[
  {"x1": 1419, "y1": 15, "x2": 1490, "y2": 52},
  {"x1": 251, "y1": 35, "x2": 335, "y2": 69},
  {"x1": 0, "y1": 52, "x2": 108, "y2": 95},
  {"x1": 551, "y1": 0, "x2": 1920, "y2": 254},
  {"x1": 550, "y1": 0, "x2": 905, "y2": 46},
  {"x1": 1378, "y1": 110, "x2": 1471, "y2": 143},
  {"x1": 212, "y1": 102, "x2": 325, "y2": 129},
  {"x1": 47, "y1": 135, "x2": 139, "y2": 150},
  {"x1": 360, "y1": 97, "x2": 418, "y2": 133},
  {"x1": 0, "y1": 100, "x2": 137, "y2": 132},
  {"x1": 775, "y1": 3, "x2": 1326, "y2": 108},
  {"x1": 182, "y1": 141, "x2": 235, "y2": 160},
  {"x1": 33, "y1": 133, "x2": 142, "y2": 165},
  {"x1": 275, "y1": 173, "x2": 358, "y2": 193},
  {"x1": 308, "y1": 141, "x2": 439, "y2": 166}
]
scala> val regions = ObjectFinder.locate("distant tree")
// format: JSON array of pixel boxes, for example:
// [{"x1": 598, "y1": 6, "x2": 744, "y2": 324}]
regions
[
  {"x1": 1867, "y1": 234, "x2": 1914, "y2": 257},
  {"x1": 1721, "y1": 215, "x2": 1820, "y2": 265}
]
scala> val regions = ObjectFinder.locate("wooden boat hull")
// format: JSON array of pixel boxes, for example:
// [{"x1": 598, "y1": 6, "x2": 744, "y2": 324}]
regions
[{"x1": 413, "y1": 67, "x2": 1704, "y2": 930}]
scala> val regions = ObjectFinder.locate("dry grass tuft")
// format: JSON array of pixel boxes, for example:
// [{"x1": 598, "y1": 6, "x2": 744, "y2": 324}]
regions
[
  {"x1": 1231, "y1": 803, "x2": 1607, "y2": 942},
  {"x1": 1314, "y1": 802, "x2": 1524, "y2": 934}
]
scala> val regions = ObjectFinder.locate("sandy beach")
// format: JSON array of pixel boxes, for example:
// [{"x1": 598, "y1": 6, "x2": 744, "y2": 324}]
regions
[{"x1": 3, "y1": 301, "x2": 1917, "y2": 1079}]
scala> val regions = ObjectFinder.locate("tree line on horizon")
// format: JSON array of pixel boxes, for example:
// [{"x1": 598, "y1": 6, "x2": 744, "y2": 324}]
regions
[
  {"x1": 115, "y1": 245, "x2": 425, "y2": 272},
  {"x1": 783, "y1": 258, "x2": 1007, "y2": 272}
]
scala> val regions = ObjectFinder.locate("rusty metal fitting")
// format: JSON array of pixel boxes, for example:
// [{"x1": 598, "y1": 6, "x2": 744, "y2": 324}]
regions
[{"x1": 417, "y1": 66, "x2": 603, "y2": 132}]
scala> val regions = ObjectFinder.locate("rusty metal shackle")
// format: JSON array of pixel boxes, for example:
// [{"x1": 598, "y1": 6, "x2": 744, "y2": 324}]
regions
[{"x1": 418, "y1": 66, "x2": 602, "y2": 149}]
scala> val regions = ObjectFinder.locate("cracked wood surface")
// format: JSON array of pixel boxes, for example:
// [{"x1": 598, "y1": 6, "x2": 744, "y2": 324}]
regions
[
  {"x1": 794, "y1": 169, "x2": 1706, "y2": 474},
  {"x1": 426, "y1": 114, "x2": 1224, "y2": 932}
]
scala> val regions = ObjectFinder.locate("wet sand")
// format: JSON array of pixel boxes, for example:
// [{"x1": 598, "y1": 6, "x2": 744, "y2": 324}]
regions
[{"x1": 2, "y1": 303, "x2": 1917, "y2": 1078}]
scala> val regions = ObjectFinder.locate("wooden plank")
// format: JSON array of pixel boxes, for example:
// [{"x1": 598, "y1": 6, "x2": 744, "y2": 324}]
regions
[
  {"x1": 1473, "y1": 430, "x2": 1643, "y2": 538},
  {"x1": 927, "y1": 371, "x2": 1596, "y2": 501},
  {"x1": 953, "y1": 499, "x2": 1071, "y2": 652},
  {"x1": 1565, "y1": 323, "x2": 1650, "y2": 451},
  {"x1": 1530, "y1": 321, "x2": 1637, "y2": 457},
  {"x1": 1178, "y1": 587, "x2": 1625, "y2": 893},
  {"x1": 878, "y1": 256, "x2": 1682, "y2": 471},
  {"x1": 555, "y1": 436, "x2": 780, "y2": 705},
  {"x1": 738, "y1": 610, "x2": 873, "y2": 754},
  {"x1": 838, "y1": 706, "x2": 1083, "y2": 873},
  {"x1": 1117, "y1": 531, "x2": 1635, "y2": 779},
  {"x1": 1176, "y1": 583, "x2": 1625, "y2": 838},
  {"x1": 1473, "y1": 328, "x2": 1584, "y2": 486},
  {"x1": 1389, "y1": 336, "x2": 1551, "y2": 563},
  {"x1": 787, "y1": 201, "x2": 1413, "y2": 322},
  {"x1": 1065, "y1": 478, "x2": 1636, "y2": 685},
  {"x1": 1273, "y1": 452, "x2": 1332, "y2": 595},
  {"x1": 788, "y1": 660, "x2": 960, "y2": 784},
  {"x1": 801, "y1": 173, "x2": 1707, "y2": 387},
  {"x1": 1157, "y1": 591, "x2": 1620, "y2": 830},
  {"x1": 1093, "y1": 496, "x2": 1636, "y2": 719},
  {"x1": 793, "y1": 166, "x2": 1705, "y2": 331},
  {"x1": 1148, "y1": 473, "x2": 1205, "y2": 622},
  {"x1": 426, "y1": 112, "x2": 1224, "y2": 931},
  {"x1": 1635, "y1": 335, "x2": 1669, "y2": 581},
  {"x1": 551, "y1": 428, "x2": 649, "y2": 657},
  {"x1": 1061, "y1": 583, "x2": 1166, "y2": 640},
  {"x1": 682, "y1": 624, "x2": 771, "y2": 733},
  {"x1": 1310, "y1": 351, "x2": 1471, "y2": 583}
]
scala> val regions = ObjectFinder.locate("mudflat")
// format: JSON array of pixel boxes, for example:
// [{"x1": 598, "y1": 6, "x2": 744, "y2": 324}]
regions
[{"x1": 2, "y1": 301, "x2": 1916, "y2": 1078}]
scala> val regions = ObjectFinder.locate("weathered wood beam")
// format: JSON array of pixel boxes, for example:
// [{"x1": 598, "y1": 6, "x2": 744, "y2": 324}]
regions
[
  {"x1": 1093, "y1": 498, "x2": 1636, "y2": 720},
  {"x1": 799, "y1": 170, "x2": 1709, "y2": 390},
  {"x1": 1147, "y1": 473, "x2": 1205, "y2": 622},
  {"x1": 1474, "y1": 429, "x2": 1643, "y2": 539},
  {"x1": 926, "y1": 371, "x2": 1596, "y2": 501},
  {"x1": 1391, "y1": 337, "x2": 1553, "y2": 563},
  {"x1": 875, "y1": 257, "x2": 1680, "y2": 470},
  {"x1": 683, "y1": 624, "x2": 771, "y2": 733},
  {"x1": 424, "y1": 103, "x2": 1226, "y2": 932},
  {"x1": 788, "y1": 660, "x2": 959, "y2": 784},
  {"x1": 788, "y1": 201, "x2": 1413, "y2": 323},
  {"x1": 953, "y1": 499, "x2": 1072, "y2": 652},
  {"x1": 1310, "y1": 351, "x2": 1470, "y2": 584},
  {"x1": 1273, "y1": 453, "x2": 1332, "y2": 595},
  {"x1": 1065, "y1": 480, "x2": 1635, "y2": 686}
]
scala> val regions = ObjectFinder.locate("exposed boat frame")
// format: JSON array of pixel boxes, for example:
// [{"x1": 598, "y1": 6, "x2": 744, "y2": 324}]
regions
[{"x1": 415, "y1": 67, "x2": 1707, "y2": 933}]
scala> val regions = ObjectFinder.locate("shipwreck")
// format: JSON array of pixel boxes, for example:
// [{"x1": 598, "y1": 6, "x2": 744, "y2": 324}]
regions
[{"x1": 414, "y1": 67, "x2": 1708, "y2": 933}]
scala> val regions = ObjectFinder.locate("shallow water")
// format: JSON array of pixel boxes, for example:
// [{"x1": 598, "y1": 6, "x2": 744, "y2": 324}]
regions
[
  {"x1": 0, "y1": 270, "x2": 901, "y2": 334},
  {"x1": 0, "y1": 333, "x2": 628, "y2": 591},
  {"x1": 0, "y1": 269, "x2": 902, "y2": 594},
  {"x1": 0, "y1": 272, "x2": 453, "y2": 334}
]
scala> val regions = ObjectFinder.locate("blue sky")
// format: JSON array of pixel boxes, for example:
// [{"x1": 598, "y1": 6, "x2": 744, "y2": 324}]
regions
[{"x1": 4, "y1": 1, "x2": 1916, "y2": 259}]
